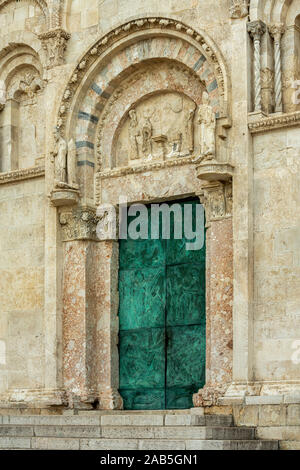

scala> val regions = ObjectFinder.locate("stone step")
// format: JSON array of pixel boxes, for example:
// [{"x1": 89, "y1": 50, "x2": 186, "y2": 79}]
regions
[
  {"x1": 0, "y1": 424, "x2": 255, "y2": 440},
  {"x1": 0, "y1": 414, "x2": 232, "y2": 427},
  {"x1": 0, "y1": 437, "x2": 279, "y2": 451},
  {"x1": 100, "y1": 425, "x2": 256, "y2": 440}
]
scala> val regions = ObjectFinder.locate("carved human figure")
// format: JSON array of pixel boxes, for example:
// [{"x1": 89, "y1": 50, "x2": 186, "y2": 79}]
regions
[
  {"x1": 186, "y1": 104, "x2": 197, "y2": 155},
  {"x1": 67, "y1": 139, "x2": 78, "y2": 188},
  {"x1": 54, "y1": 129, "x2": 67, "y2": 185},
  {"x1": 195, "y1": 92, "x2": 216, "y2": 163},
  {"x1": 128, "y1": 109, "x2": 140, "y2": 160},
  {"x1": 142, "y1": 116, "x2": 152, "y2": 158}
]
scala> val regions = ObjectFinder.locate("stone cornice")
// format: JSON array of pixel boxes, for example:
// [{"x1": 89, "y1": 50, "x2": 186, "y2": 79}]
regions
[
  {"x1": 0, "y1": 166, "x2": 45, "y2": 185},
  {"x1": 248, "y1": 111, "x2": 300, "y2": 133}
]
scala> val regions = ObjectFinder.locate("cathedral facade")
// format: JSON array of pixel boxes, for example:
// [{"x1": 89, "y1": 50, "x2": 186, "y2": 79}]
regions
[{"x1": 0, "y1": 0, "x2": 300, "y2": 448}]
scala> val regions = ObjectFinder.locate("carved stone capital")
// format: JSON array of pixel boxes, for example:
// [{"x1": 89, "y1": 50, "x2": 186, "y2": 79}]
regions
[
  {"x1": 247, "y1": 20, "x2": 266, "y2": 41},
  {"x1": 269, "y1": 23, "x2": 285, "y2": 42},
  {"x1": 230, "y1": 0, "x2": 249, "y2": 19},
  {"x1": 39, "y1": 28, "x2": 70, "y2": 69},
  {"x1": 59, "y1": 208, "x2": 99, "y2": 241},
  {"x1": 199, "y1": 181, "x2": 233, "y2": 223}
]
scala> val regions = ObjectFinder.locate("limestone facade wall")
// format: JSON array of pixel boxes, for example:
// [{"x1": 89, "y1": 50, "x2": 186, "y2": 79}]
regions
[
  {"x1": 0, "y1": 0, "x2": 299, "y2": 410},
  {"x1": 0, "y1": 177, "x2": 45, "y2": 394}
]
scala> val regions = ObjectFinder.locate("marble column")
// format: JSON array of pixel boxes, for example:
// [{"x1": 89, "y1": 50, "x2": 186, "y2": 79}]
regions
[
  {"x1": 269, "y1": 24, "x2": 285, "y2": 113},
  {"x1": 248, "y1": 21, "x2": 266, "y2": 112},
  {"x1": 193, "y1": 163, "x2": 234, "y2": 407},
  {"x1": 60, "y1": 206, "x2": 122, "y2": 409}
]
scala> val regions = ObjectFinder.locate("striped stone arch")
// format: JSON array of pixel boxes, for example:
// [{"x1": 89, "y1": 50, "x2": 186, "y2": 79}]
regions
[{"x1": 56, "y1": 17, "x2": 230, "y2": 199}]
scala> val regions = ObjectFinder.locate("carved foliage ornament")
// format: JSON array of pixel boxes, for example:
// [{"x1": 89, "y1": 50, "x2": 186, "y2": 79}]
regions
[
  {"x1": 55, "y1": 17, "x2": 226, "y2": 135},
  {"x1": 230, "y1": 0, "x2": 249, "y2": 19},
  {"x1": 39, "y1": 28, "x2": 70, "y2": 69},
  {"x1": 59, "y1": 209, "x2": 99, "y2": 242},
  {"x1": 200, "y1": 181, "x2": 233, "y2": 223}
]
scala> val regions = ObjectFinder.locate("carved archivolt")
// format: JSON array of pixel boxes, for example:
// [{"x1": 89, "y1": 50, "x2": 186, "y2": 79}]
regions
[
  {"x1": 56, "y1": 16, "x2": 229, "y2": 140},
  {"x1": 96, "y1": 61, "x2": 206, "y2": 171}
]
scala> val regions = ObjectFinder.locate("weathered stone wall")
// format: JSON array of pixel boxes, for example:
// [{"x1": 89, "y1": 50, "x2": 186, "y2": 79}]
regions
[
  {"x1": 253, "y1": 127, "x2": 300, "y2": 382},
  {"x1": 0, "y1": 178, "x2": 45, "y2": 394}
]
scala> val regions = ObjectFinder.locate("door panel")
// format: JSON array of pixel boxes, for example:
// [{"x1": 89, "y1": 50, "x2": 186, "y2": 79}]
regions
[
  {"x1": 119, "y1": 199, "x2": 205, "y2": 410},
  {"x1": 119, "y1": 328, "x2": 166, "y2": 390},
  {"x1": 166, "y1": 264, "x2": 205, "y2": 327},
  {"x1": 119, "y1": 267, "x2": 165, "y2": 330}
]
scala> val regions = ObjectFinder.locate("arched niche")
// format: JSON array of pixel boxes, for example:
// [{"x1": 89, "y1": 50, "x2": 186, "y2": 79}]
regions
[{"x1": 0, "y1": 43, "x2": 45, "y2": 172}]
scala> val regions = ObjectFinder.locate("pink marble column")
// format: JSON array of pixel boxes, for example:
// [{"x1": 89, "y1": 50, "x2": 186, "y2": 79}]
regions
[
  {"x1": 63, "y1": 240, "x2": 97, "y2": 407},
  {"x1": 61, "y1": 208, "x2": 122, "y2": 409},
  {"x1": 193, "y1": 180, "x2": 234, "y2": 407}
]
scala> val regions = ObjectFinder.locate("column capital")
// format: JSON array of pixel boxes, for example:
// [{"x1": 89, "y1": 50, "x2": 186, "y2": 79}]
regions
[
  {"x1": 59, "y1": 207, "x2": 99, "y2": 242},
  {"x1": 269, "y1": 23, "x2": 285, "y2": 42},
  {"x1": 199, "y1": 180, "x2": 233, "y2": 224},
  {"x1": 247, "y1": 20, "x2": 266, "y2": 40}
]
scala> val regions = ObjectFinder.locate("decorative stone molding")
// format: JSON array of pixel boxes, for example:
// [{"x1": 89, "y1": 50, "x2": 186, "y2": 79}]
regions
[
  {"x1": 0, "y1": 388, "x2": 67, "y2": 408},
  {"x1": 59, "y1": 208, "x2": 99, "y2": 242},
  {"x1": 248, "y1": 110, "x2": 300, "y2": 133},
  {"x1": 39, "y1": 28, "x2": 70, "y2": 69},
  {"x1": 269, "y1": 24, "x2": 285, "y2": 113},
  {"x1": 199, "y1": 181, "x2": 233, "y2": 224},
  {"x1": 98, "y1": 155, "x2": 195, "y2": 180},
  {"x1": 230, "y1": 0, "x2": 249, "y2": 19},
  {"x1": 55, "y1": 16, "x2": 229, "y2": 136},
  {"x1": 247, "y1": 21, "x2": 266, "y2": 112},
  {"x1": 0, "y1": 166, "x2": 45, "y2": 185}
]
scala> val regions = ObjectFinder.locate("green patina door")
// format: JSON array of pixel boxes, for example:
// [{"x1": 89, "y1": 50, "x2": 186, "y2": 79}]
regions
[{"x1": 119, "y1": 199, "x2": 206, "y2": 410}]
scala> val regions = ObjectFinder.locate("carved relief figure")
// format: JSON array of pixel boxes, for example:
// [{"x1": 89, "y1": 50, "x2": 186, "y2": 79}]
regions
[
  {"x1": 186, "y1": 104, "x2": 197, "y2": 155},
  {"x1": 142, "y1": 113, "x2": 153, "y2": 158},
  {"x1": 53, "y1": 131, "x2": 79, "y2": 189},
  {"x1": 195, "y1": 92, "x2": 216, "y2": 163},
  {"x1": 67, "y1": 139, "x2": 78, "y2": 189},
  {"x1": 54, "y1": 129, "x2": 67, "y2": 185},
  {"x1": 128, "y1": 109, "x2": 140, "y2": 160}
]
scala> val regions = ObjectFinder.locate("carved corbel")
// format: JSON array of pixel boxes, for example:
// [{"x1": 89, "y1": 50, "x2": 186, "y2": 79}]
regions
[
  {"x1": 39, "y1": 29, "x2": 70, "y2": 69},
  {"x1": 230, "y1": 0, "x2": 249, "y2": 19},
  {"x1": 59, "y1": 208, "x2": 99, "y2": 242}
]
